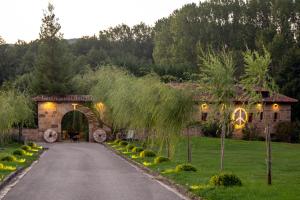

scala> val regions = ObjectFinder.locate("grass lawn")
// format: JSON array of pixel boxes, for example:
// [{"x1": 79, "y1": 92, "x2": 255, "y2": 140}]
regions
[
  {"x1": 110, "y1": 137, "x2": 300, "y2": 200},
  {"x1": 0, "y1": 143, "x2": 40, "y2": 181}
]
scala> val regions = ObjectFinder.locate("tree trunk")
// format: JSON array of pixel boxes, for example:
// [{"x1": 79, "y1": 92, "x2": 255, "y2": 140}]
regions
[
  {"x1": 266, "y1": 124, "x2": 272, "y2": 185},
  {"x1": 220, "y1": 122, "x2": 226, "y2": 171},
  {"x1": 167, "y1": 138, "x2": 170, "y2": 158},
  {"x1": 18, "y1": 124, "x2": 23, "y2": 144},
  {"x1": 187, "y1": 127, "x2": 192, "y2": 163}
]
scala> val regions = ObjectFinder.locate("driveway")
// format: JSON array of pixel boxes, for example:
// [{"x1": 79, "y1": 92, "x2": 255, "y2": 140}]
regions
[{"x1": 2, "y1": 143, "x2": 185, "y2": 200}]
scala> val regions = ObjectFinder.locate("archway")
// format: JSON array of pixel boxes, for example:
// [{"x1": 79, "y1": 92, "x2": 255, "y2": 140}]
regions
[
  {"x1": 61, "y1": 110, "x2": 89, "y2": 141},
  {"x1": 33, "y1": 95, "x2": 109, "y2": 143}
]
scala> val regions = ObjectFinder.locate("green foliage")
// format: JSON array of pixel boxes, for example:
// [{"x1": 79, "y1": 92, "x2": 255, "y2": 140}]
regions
[
  {"x1": 175, "y1": 163, "x2": 197, "y2": 172},
  {"x1": 126, "y1": 144, "x2": 135, "y2": 151},
  {"x1": 241, "y1": 47, "x2": 277, "y2": 104},
  {"x1": 201, "y1": 122, "x2": 219, "y2": 137},
  {"x1": 242, "y1": 124, "x2": 263, "y2": 141},
  {"x1": 132, "y1": 147, "x2": 144, "y2": 153},
  {"x1": 31, "y1": 3, "x2": 73, "y2": 95},
  {"x1": 118, "y1": 141, "x2": 128, "y2": 146},
  {"x1": 13, "y1": 149, "x2": 27, "y2": 156},
  {"x1": 90, "y1": 67, "x2": 194, "y2": 157},
  {"x1": 0, "y1": 90, "x2": 33, "y2": 144},
  {"x1": 0, "y1": 155, "x2": 16, "y2": 162},
  {"x1": 140, "y1": 150, "x2": 156, "y2": 158},
  {"x1": 274, "y1": 122, "x2": 300, "y2": 143},
  {"x1": 154, "y1": 156, "x2": 169, "y2": 164},
  {"x1": 21, "y1": 145, "x2": 31, "y2": 151},
  {"x1": 27, "y1": 142, "x2": 37, "y2": 148},
  {"x1": 209, "y1": 173, "x2": 242, "y2": 187}
]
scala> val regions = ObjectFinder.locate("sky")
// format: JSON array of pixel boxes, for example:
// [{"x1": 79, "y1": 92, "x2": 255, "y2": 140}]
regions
[{"x1": 0, "y1": 0, "x2": 199, "y2": 43}]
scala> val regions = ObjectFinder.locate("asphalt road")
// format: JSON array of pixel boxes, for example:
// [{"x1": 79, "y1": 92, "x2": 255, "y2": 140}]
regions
[{"x1": 3, "y1": 143, "x2": 185, "y2": 200}]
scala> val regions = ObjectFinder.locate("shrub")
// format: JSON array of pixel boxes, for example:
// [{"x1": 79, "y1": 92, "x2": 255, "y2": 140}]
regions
[
  {"x1": 242, "y1": 124, "x2": 261, "y2": 141},
  {"x1": 126, "y1": 144, "x2": 135, "y2": 151},
  {"x1": 113, "y1": 139, "x2": 121, "y2": 144},
  {"x1": 1, "y1": 155, "x2": 16, "y2": 162},
  {"x1": 140, "y1": 150, "x2": 156, "y2": 158},
  {"x1": 13, "y1": 149, "x2": 26, "y2": 156},
  {"x1": 132, "y1": 147, "x2": 144, "y2": 153},
  {"x1": 119, "y1": 141, "x2": 128, "y2": 146},
  {"x1": 175, "y1": 164, "x2": 197, "y2": 172},
  {"x1": 201, "y1": 122, "x2": 219, "y2": 137},
  {"x1": 27, "y1": 142, "x2": 37, "y2": 148},
  {"x1": 0, "y1": 163, "x2": 4, "y2": 169},
  {"x1": 274, "y1": 121, "x2": 300, "y2": 143},
  {"x1": 21, "y1": 145, "x2": 31, "y2": 151},
  {"x1": 154, "y1": 156, "x2": 169, "y2": 164},
  {"x1": 209, "y1": 173, "x2": 242, "y2": 187}
]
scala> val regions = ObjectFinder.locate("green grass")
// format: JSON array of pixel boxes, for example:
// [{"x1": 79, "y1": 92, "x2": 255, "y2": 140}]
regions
[
  {"x1": 0, "y1": 143, "x2": 40, "y2": 181},
  {"x1": 110, "y1": 137, "x2": 300, "y2": 200}
]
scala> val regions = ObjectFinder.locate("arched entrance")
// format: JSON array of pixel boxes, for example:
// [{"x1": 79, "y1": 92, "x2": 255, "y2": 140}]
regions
[
  {"x1": 33, "y1": 95, "x2": 108, "y2": 143},
  {"x1": 61, "y1": 110, "x2": 89, "y2": 141}
]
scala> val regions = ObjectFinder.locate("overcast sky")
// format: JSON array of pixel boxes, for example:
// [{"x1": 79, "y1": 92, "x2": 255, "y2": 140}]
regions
[{"x1": 0, "y1": 0, "x2": 200, "y2": 43}]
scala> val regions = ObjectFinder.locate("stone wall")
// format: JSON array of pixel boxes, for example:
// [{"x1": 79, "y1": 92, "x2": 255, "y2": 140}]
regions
[{"x1": 37, "y1": 102, "x2": 100, "y2": 142}]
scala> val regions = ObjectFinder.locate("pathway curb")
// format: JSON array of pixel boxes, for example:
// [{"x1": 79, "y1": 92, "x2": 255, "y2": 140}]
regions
[{"x1": 103, "y1": 143, "x2": 201, "y2": 200}]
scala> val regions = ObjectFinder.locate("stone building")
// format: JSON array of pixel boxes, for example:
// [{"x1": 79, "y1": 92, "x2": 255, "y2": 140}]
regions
[
  {"x1": 169, "y1": 83, "x2": 298, "y2": 137},
  {"x1": 22, "y1": 95, "x2": 108, "y2": 143}
]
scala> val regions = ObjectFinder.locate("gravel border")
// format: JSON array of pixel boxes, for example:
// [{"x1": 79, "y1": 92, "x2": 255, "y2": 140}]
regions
[{"x1": 103, "y1": 143, "x2": 201, "y2": 200}]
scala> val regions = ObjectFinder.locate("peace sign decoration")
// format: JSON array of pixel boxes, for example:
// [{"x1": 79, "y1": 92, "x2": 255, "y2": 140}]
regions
[{"x1": 231, "y1": 107, "x2": 248, "y2": 129}]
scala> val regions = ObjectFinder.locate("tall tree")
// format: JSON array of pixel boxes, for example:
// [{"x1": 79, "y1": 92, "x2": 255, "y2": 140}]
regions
[
  {"x1": 198, "y1": 49, "x2": 236, "y2": 171},
  {"x1": 241, "y1": 48, "x2": 277, "y2": 185},
  {"x1": 0, "y1": 36, "x2": 5, "y2": 45},
  {"x1": 32, "y1": 3, "x2": 73, "y2": 95}
]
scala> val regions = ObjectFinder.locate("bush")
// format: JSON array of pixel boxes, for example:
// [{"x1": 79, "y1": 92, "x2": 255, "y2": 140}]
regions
[
  {"x1": 126, "y1": 144, "x2": 135, "y2": 151},
  {"x1": 113, "y1": 139, "x2": 121, "y2": 144},
  {"x1": 242, "y1": 124, "x2": 261, "y2": 141},
  {"x1": 201, "y1": 122, "x2": 219, "y2": 137},
  {"x1": 132, "y1": 147, "x2": 144, "y2": 153},
  {"x1": 119, "y1": 141, "x2": 128, "y2": 146},
  {"x1": 175, "y1": 164, "x2": 197, "y2": 172},
  {"x1": 0, "y1": 163, "x2": 4, "y2": 169},
  {"x1": 21, "y1": 145, "x2": 31, "y2": 151},
  {"x1": 1, "y1": 155, "x2": 16, "y2": 162},
  {"x1": 13, "y1": 149, "x2": 26, "y2": 156},
  {"x1": 274, "y1": 121, "x2": 300, "y2": 143},
  {"x1": 140, "y1": 150, "x2": 156, "y2": 158},
  {"x1": 209, "y1": 173, "x2": 242, "y2": 187},
  {"x1": 27, "y1": 142, "x2": 37, "y2": 148},
  {"x1": 154, "y1": 156, "x2": 169, "y2": 164}
]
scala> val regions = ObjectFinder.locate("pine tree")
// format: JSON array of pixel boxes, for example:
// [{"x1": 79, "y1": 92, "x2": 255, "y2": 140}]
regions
[{"x1": 32, "y1": 3, "x2": 73, "y2": 95}]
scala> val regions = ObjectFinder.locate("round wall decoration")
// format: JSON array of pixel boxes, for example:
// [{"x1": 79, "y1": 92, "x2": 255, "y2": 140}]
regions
[
  {"x1": 93, "y1": 129, "x2": 107, "y2": 143},
  {"x1": 231, "y1": 107, "x2": 248, "y2": 129},
  {"x1": 43, "y1": 129, "x2": 58, "y2": 143}
]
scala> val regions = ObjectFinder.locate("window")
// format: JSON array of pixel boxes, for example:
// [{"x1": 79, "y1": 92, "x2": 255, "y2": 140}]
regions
[
  {"x1": 274, "y1": 112, "x2": 279, "y2": 122},
  {"x1": 201, "y1": 113, "x2": 208, "y2": 121},
  {"x1": 260, "y1": 112, "x2": 263, "y2": 121},
  {"x1": 248, "y1": 113, "x2": 253, "y2": 123}
]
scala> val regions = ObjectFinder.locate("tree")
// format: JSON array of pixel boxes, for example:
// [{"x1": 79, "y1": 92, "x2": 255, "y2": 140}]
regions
[
  {"x1": 198, "y1": 49, "x2": 236, "y2": 171},
  {"x1": 32, "y1": 3, "x2": 73, "y2": 95},
  {"x1": 0, "y1": 90, "x2": 33, "y2": 144},
  {"x1": 0, "y1": 36, "x2": 5, "y2": 45},
  {"x1": 241, "y1": 48, "x2": 277, "y2": 185}
]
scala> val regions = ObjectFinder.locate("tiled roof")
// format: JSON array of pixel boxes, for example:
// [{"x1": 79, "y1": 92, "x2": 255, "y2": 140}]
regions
[
  {"x1": 33, "y1": 95, "x2": 93, "y2": 102},
  {"x1": 168, "y1": 82, "x2": 298, "y2": 103}
]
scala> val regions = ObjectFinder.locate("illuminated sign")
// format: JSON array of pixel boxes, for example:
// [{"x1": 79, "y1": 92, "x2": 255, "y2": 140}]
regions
[{"x1": 231, "y1": 107, "x2": 248, "y2": 129}]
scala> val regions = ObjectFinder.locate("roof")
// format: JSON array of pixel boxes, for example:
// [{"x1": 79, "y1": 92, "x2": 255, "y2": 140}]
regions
[
  {"x1": 33, "y1": 95, "x2": 93, "y2": 102},
  {"x1": 168, "y1": 82, "x2": 298, "y2": 103}
]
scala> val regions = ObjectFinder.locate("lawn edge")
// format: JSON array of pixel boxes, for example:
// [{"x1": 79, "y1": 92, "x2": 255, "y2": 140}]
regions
[
  {"x1": 0, "y1": 148, "x2": 48, "y2": 192},
  {"x1": 103, "y1": 143, "x2": 201, "y2": 200}
]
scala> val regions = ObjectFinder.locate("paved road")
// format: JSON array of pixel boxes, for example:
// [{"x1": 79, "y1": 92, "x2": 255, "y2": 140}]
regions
[{"x1": 3, "y1": 143, "x2": 185, "y2": 200}]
